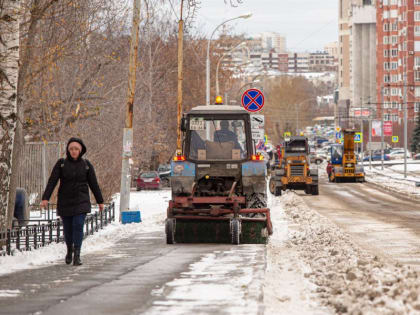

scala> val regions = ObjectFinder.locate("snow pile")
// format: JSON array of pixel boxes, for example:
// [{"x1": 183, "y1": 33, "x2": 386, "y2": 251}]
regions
[
  {"x1": 280, "y1": 191, "x2": 420, "y2": 314},
  {"x1": 264, "y1": 195, "x2": 328, "y2": 314}
]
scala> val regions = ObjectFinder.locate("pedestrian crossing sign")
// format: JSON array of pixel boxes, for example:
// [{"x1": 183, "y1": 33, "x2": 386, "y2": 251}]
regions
[
  {"x1": 354, "y1": 132, "x2": 362, "y2": 143},
  {"x1": 392, "y1": 136, "x2": 399, "y2": 143}
]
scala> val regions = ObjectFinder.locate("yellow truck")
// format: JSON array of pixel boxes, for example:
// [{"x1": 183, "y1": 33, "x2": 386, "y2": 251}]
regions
[
  {"x1": 327, "y1": 129, "x2": 365, "y2": 183},
  {"x1": 269, "y1": 136, "x2": 319, "y2": 196}
]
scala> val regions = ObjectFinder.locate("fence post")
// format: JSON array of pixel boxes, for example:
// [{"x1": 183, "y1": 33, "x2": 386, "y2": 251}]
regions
[
  {"x1": 105, "y1": 207, "x2": 108, "y2": 225},
  {"x1": 49, "y1": 221, "x2": 53, "y2": 243},
  {"x1": 90, "y1": 216, "x2": 94, "y2": 235},
  {"x1": 6, "y1": 230, "x2": 11, "y2": 255},
  {"x1": 56, "y1": 220, "x2": 61, "y2": 243},
  {"x1": 34, "y1": 226, "x2": 38, "y2": 249},
  {"x1": 100, "y1": 211, "x2": 103, "y2": 229},
  {"x1": 16, "y1": 227, "x2": 21, "y2": 251},
  {"x1": 42, "y1": 225, "x2": 46, "y2": 247},
  {"x1": 25, "y1": 227, "x2": 30, "y2": 251}
]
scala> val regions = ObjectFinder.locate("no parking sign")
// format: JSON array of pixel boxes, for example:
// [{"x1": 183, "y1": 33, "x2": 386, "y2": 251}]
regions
[{"x1": 241, "y1": 89, "x2": 265, "y2": 112}]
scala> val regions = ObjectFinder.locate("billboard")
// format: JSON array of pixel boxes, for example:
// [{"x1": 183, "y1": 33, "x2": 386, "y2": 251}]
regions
[
  {"x1": 384, "y1": 121, "x2": 393, "y2": 136},
  {"x1": 372, "y1": 120, "x2": 381, "y2": 137}
]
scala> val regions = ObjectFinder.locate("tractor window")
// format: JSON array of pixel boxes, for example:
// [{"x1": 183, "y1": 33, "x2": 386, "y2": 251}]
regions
[
  {"x1": 331, "y1": 146, "x2": 343, "y2": 162},
  {"x1": 285, "y1": 140, "x2": 307, "y2": 153},
  {"x1": 188, "y1": 118, "x2": 247, "y2": 160}
]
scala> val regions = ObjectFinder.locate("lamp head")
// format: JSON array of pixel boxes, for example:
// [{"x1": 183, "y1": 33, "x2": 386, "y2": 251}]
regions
[{"x1": 239, "y1": 13, "x2": 252, "y2": 19}]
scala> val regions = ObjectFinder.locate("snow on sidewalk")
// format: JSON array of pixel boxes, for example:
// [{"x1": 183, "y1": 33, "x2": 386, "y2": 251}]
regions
[
  {"x1": 0, "y1": 190, "x2": 170, "y2": 276},
  {"x1": 364, "y1": 164, "x2": 420, "y2": 199},
  {"x1": 277, "y1": 190, "x2": 420, "y2": 314}
]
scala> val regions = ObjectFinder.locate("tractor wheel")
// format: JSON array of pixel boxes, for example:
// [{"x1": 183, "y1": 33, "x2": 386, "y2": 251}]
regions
[
  {"x1": 311, "y1": 185, "x2": 319, "y2": 195},
  {"x1": 274, "y1": 186, "x2": 282, "y2": 196},
  {"x1": 231, "y1": 219, "x2": 240, "y2": 245},
  {"x1": 269, "y1": 177, "x2": 276, "y2": 195},
  {"x1": 165, "y1": 219, "x2": 175, "y2": 244}
]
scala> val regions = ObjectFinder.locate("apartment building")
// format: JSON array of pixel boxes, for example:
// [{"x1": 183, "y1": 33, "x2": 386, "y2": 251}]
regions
[
  {"x1": 309, "y1": 51, "x2": 336, "y2": 72},
  {"x1": 288, "y1": 52, "x2": 310, "y2": 73},
  {"x1": 376, "y1": 0, "x2": 418, "y2": 141}
]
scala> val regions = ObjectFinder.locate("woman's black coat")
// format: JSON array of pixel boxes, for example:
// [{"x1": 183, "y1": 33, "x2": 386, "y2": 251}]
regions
[{"x1": 42, "y1": 138, "x2": 104, "y2": 217}]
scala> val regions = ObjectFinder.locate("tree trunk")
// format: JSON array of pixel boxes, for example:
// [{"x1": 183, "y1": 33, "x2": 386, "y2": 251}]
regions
[{"x1": 0, "y1": 0, "x2": 20, "y2": 232}]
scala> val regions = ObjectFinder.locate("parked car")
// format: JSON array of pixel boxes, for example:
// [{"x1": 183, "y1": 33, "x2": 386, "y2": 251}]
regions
[
  {"x1": 157, "y1": 164, "x2": 171, "y2": 187},
  {"x1": 387, "y1": 150, "x2": 411, "y2": 160},
  {"x1": 136, "y1": 171, "x2": 161, "y2": 191},
  {"x1": 363, "y1": 152, "x2": 390, "y2": 161},
  {"x1": 413, "y1": 153, "x2": 420, "y2": 160}
]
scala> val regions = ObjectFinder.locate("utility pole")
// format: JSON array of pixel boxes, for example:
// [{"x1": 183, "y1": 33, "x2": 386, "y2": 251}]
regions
[
  {"x1": 120, "y1": 0, "x2": 141, "y2": 216},
  {"x1": 381, "y1": 86, "x2": 384, "y2": 170},
  {"x1": 176, "y1": 0, "x2": 184, "y2": 154},
  {"x1": 368, "y1": 101, "x2": 372, "y2": 169},
  {"x1": 403, "y1": 73, "x2": 408, "y2": 178}
]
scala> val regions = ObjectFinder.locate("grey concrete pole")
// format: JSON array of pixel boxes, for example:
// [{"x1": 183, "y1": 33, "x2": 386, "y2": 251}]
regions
[
  {"x1": 381, "y1": 86, "x2": 384, "y2": 170},
  {"x1": 404, "y1": 76, "x2": 408, "y2": 178},
  {"x1": 120, "y1": 0, "x2": 141, "y2": 216}
]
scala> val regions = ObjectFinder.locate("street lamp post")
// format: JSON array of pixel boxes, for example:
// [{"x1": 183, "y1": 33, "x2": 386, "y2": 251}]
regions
[
  {"x1": 215, "y1": 41, "x2": 246, "y2": 97},
  {"x1": 206, "y1": 13, "x2": 252, "y2": 105}
]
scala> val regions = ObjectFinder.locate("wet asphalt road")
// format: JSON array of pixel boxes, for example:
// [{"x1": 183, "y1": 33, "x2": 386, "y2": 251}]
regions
[
  {"x1": 0, "y1": 229, "x2": 266, "y2": 315},
  {"x1": 300, "y1": 177, "x2": 420, "y2": 269}
]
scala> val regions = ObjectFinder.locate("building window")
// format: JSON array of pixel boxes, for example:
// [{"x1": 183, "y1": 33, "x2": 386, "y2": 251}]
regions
[
  {"x1": 384, "y1": 88, "x2": 390, "y2": 95},
  {"x1": 383, "y1": 0, "x2": 389, "y2": 4},
  {"x1": 391, "y1": 75, "x2": 398, "y2": 82},
  {"x1": 391, "y1": 62, "x2": 398, "y2": 69},
  {"x1": 392, "y1": 114, "x2": 399, "y2": 121},
  {"x1": 390, "y1": 10, "x2": 398, "y2": 18},
  {"x1": 384, "y1": 62, "x2": 390, "y2": 70},
  {"x1": 384, "y1": 74, "x2": 390, "y2": 82},
  {"x1": 391, "y1": 36, "x2": 398, "y2": 44},
  {"x1": 415, "y1": 102, "x2": 420, "y2": 112},
  {"x1": 391, "y1": 49, "x2": 398, "y2": 57},
  {"x1": 391, "y1": 88, "x2": 400, "y2": 96},
  {"x1": 415, "y1": 71, "x2": 420, "y2": 81},
  {"x1": 391, "y1": 0, "x2": 397, "y2": 4},
  {"x1": 383, "y1": 36, "x2": 389, "y2": 44},
  {"x1": 416, "y1": 0, "x2": 420, "y2": 5},
  {"x1": 393, "y1": 101, "x2": 398, "y2": 108},
  {"x1": 415, "y1": 86, "x2": 420, "y2": 96},
  {"x1": 384, "y1": 23, "x2": 390, "y2": 32},
  {"x1": 384, "y1": 11, "x2": 389, "y2": 19},
  {"x1": 415, "y1": 11, "x2": 420, "y2": 21},
  {"x1": 392, "y1": 23, "x2": 398, "y2": 31}
]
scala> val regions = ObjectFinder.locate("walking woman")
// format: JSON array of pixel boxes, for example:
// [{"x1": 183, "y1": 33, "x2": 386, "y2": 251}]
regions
[{"x1": 41, "y1": 137, "x2": 104, "y2": 266}]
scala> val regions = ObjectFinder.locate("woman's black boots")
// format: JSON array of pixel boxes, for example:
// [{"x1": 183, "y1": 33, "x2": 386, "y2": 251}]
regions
[
  {"x1": 73, "y1": 247, "x2": 82, "y2": 266},
  {"x1": 65, "y1": 245, "x2": 73, "y2": 265}
]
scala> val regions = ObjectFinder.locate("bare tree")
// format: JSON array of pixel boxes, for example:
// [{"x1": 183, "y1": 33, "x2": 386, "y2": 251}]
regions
[{"x1": 0, "y1": 0, "x2": 20, "y2": 231}]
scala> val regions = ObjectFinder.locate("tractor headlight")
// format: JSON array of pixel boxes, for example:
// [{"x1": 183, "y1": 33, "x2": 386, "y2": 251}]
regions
[
  {"x1": 287, "y1": 160, "x2": 292, "y2": 164},
  {"x1": 346, "y1": 163, "x2": 352, "y2": 168}
]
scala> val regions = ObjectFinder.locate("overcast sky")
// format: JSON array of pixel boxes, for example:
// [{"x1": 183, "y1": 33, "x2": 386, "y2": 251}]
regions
[{"x1": 194, "y1": 0, "x2": 338, "y2": 52}]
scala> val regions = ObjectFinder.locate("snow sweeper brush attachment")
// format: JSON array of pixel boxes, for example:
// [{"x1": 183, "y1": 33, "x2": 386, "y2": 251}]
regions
[{"x1": 165, "y1": 196, "x2": 273, "y2": 245}]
